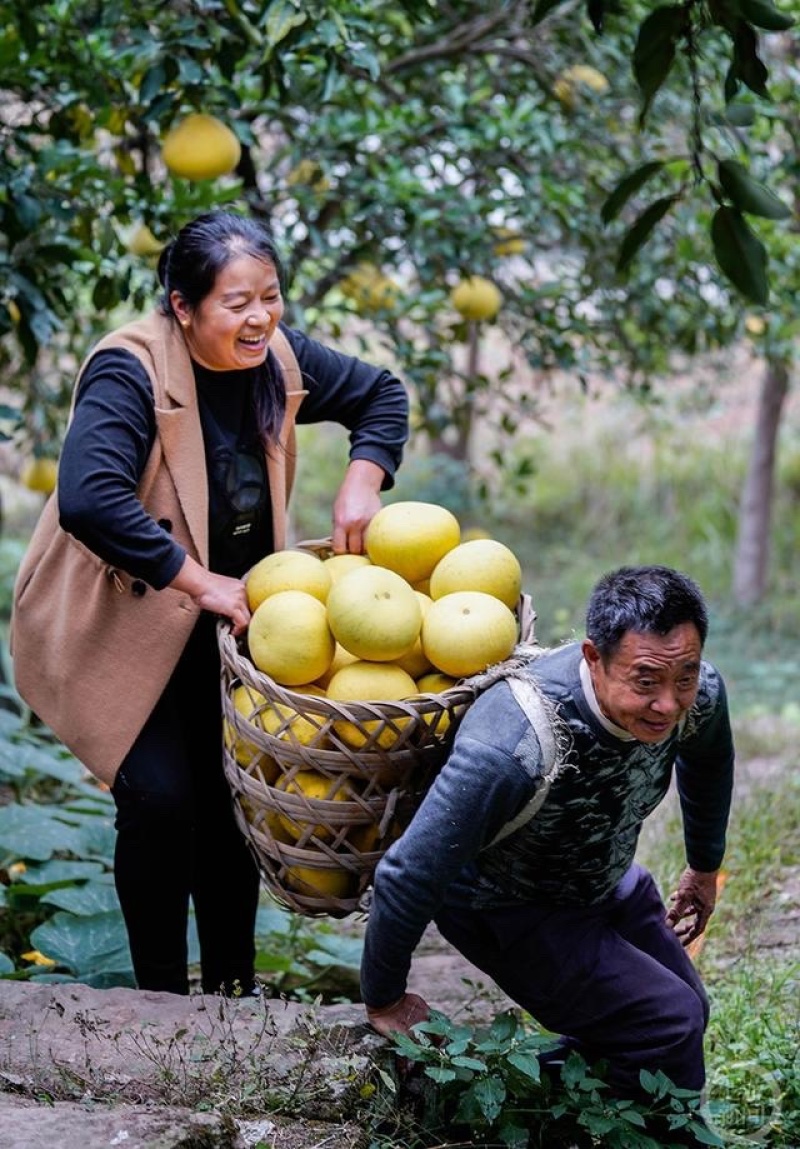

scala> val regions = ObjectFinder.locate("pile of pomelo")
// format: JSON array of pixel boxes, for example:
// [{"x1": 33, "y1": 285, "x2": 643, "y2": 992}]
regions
[
  {"x1": 227, "y1": 501, "x2": 526, "y2": 904},
  {"x1": 245, "y1": 500, "x2": 523, "y2": 696}
]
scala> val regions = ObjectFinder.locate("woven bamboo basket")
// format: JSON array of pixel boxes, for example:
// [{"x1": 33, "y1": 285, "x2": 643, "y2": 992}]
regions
[{"x1": 219, "y1": 542, "x2": 536, "y2": 918}]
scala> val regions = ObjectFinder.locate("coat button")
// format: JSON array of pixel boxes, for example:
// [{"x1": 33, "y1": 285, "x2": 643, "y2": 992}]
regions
[
  {"x1": 157, "y1": 518, "x2": 173, "y2": 532},
  {"x1": 131, "y1": 580, "x2": 147, "y2": 597}
]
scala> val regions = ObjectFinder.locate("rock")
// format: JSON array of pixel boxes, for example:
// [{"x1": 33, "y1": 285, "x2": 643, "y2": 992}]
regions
[{"x1": 0, "y1": 1094, "x2": 241, "y2": 1149}]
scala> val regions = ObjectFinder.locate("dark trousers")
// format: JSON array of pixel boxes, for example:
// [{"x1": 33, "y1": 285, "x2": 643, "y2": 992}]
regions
[
  {"x1": 111, "y1": 616, "x2": 260, "y2": 995},
  {"x1": 435, "y1": 864, "x2": 709, "y2": 1096}
]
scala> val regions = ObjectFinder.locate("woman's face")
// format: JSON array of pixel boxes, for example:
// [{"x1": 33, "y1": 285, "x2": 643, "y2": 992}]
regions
[{"x1": 172, "y1": 253, "x2": 284, "y2": 371}]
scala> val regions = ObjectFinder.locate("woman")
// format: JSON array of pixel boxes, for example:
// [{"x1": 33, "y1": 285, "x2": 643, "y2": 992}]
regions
[{"x1": 12, "y1": 210, "x2": 409, "y2": 996}]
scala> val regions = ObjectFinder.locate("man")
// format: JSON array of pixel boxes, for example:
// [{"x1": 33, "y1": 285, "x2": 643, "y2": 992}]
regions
[{"x1": 361, "y1": 565, "x2": 734, "y2": 1130}]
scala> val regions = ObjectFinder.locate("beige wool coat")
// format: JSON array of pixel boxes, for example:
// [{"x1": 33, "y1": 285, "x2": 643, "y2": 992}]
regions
[{"x1": 10, "y1": 311, "x2": 306, "y2": 784}]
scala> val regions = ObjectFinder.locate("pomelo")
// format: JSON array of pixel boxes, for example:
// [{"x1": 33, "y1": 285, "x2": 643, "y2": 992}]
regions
[
  {"x1": 314, "y1": 642, "x2": 360, "y2": 689},
  {"x1": 276, "y1": 769, "x2": 352, "y2": 841},
  {"x1": 326, "y1": 565, "x2": 421, "y2": 662},
  {"x1": 392, "y1": 591, "x2": 434, "y2": 678},
  {"x1": 327, "y1": 661, "x2": 418, "y2": 750},
  {"x1": 422, "y1": 591, "x2": 517, "y2": 678},
  {"x1": 365, "y1": 501, "x2": 460, "y2": 584},
  {"x1": 248, "y1": 590, "x2": 335, "y2": 686},
  {"x1": 284, "y1": 863, "x2": 355, "y2": 900},
  {"x1": 324, "y1": 552, "x2": 372, "y2": 583},
  {"x1": 429, "y1": 538, "x2": 522, "y2": 610},
  {"x1": 246, "y1": 549, "x2": 332, "y2": 611},
  {"x1": 162, "y1": 113, "x2": 241, "y2": 180},
  {"x1": 450, "y1": 276, "x2": 502, "y2": 321}
]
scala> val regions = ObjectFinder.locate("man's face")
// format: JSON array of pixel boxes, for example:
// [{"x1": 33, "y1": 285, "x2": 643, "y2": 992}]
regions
[{"x1": 582, "y1": 623, "x2": 703, "y2": 743}]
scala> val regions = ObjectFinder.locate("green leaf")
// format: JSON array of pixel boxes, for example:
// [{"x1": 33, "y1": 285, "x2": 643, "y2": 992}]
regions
[
  {"x1": 30, "y1": 910, "x2": 133, "y2": 981},
  {"x1": 732, "y1": 22, "x2": 770, "y2": 98},
  {"x1": 22, "y1": 860, "x2": 108, "y2": 884},
  {"x1": 640, "y1": 1067, "x2": 665, "y2": 1095},
  {"x1": 633, "y1": 6, "x2": 687, "y2": 123},
  {"x1": 718, "y1": 159, "x2": 791, "y2": 219},
  {"x1": 264, "y1": 1, "x2": 307, "y2": 47},
  {"x1": 0, "y1": 804, "x2": 86, "y2": 861},
  {"x1": 426, "y1": 1066, "x2": 458, "y2": 1083},
  {"x1": 722, "y1": 103, "x2": 757, "y2": 127},
  {"x1": 739, "y1": 0, "x2": 795, "y2": 31},
  {"x1": 507, "y1": 1049, "x2": 542, "y2": 1082},
  {"x1": 472, "y1": 1075, "x2": 507, "y2": 1123},
  {"x1": 601, "y1": 161, "x2": 666, "y2": 224},
  {"x1": 0, "y1": 952, "x2": 14, "y2": 974},
  {"x1": 41, "y1": 881, "x2": 121, "y2": 917},
  {"x1": 711, "y1": 205, "x2": 769, "y2": 304},
  {"x1": 488, "y1": 1009, "x2": 519, "y2": 1043},
  {"x1": 139, "y1": 62, "x2": 167, "y2": 105},
  {"x1": 616, "y1": 195, "x2": 679, "y2": 272},
  {"x1": 452, "y1": 1054, "x2": 489, "y2": 1072}
]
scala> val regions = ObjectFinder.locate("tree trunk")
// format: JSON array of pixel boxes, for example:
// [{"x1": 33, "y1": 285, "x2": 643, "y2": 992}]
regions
[{"x1": 732, "y1": 357, "x2": 791, "y2": 606}]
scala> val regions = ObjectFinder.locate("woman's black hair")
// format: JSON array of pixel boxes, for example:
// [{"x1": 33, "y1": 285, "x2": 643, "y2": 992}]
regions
[
  {"x1": 157, "y1": 210, "x2": 287, "y2": 444},
  {"x1": 157, "y1": 210, "x2": 285, "y2": 312},
  {"x1": 585, "y1": 565, "x2": 709, "y2": 660}
]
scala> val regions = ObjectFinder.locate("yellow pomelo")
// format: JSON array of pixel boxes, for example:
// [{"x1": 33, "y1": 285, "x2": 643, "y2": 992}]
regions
[
  {"x1": 340, "y1": 262, "x2": 399, "y2": 313},
  {"x1": 314, "y1": 642, "x2": 360, "y2": 689},
  {"x1": 324, "y1": 552, "x2": 372, "y2": 583},
  {"x1": 246, "y1": 550, "x2": 332, "y2": 611},
  {"x1": 239, "y1": 796, "x2": 288, "y2": 840},
  {"x1": 161, "y1": 113, "x2": 241, "y2": 180},
  {"x1": 21, "y1": 456, "x2": 58, "y2": 495},
  {"x1": 276, "y1": 769, "x2": 352, "y2": 841},
  {"x1": 348, "y1": 817, "x2": 403, "y2": 853},
  {"x1": 284, "y1": 864, "x2": 355, "y2": 900},
  {"x1": 450, "y1": 276, "x2": 502, "y2": 321},
  {"x1": 492, "y1": 228, "x2": 526, "y2": 257},
  {"x1": 327, "y1": 661, "x2": 418, "y2": 750},
  {"x1": 225, "y1": 683, "x2": 268, "y2": 767},
  {"x1": 128, "y1": 223, "x2": 164, "y2": 257},
  {"x1": 286, "y1": 158, "x2": 330, "y2": 193},
  {"x1": 416, "y1": 671, "x2": 459, "y2": 693},
  {"x1": 365, "y1": 501, "x2": 461, "y2": 584},
  {"x1": 326, "y1": 565, "x2": 421, "y2": 662},
  {"x1": 422, "y1": 591, "x2": 517, "y2": 678},
  {"x1": 248, "y1": 590, "x2": 335, "y2": 686},
  {"x1": 429, "y1": 538, "x2": 522, "y2": 610},
  {"x1": 414, "y1": 669, "x2": 459, "y2": 738},
  {"x1": 261, "y1": 684, "x2": 328, "y2": 748},
  {"x1": 393, "y1": 591, "x2": 434, "y2": 678}
]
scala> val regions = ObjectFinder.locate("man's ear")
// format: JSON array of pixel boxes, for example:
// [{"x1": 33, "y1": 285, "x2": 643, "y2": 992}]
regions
[{"x1": 582, "y1": 639, "x2": 601, "y2": 671}]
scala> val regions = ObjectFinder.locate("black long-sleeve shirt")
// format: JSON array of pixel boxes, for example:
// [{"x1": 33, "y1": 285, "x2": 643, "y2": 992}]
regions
[{"x1": 58, "y1": 323, "x2": 409, "y2": 587}]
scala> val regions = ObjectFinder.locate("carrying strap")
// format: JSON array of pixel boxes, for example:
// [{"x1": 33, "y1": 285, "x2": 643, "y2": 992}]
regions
[{"x1": 483, "y1": 673, "x2": 562, "y2": 850}]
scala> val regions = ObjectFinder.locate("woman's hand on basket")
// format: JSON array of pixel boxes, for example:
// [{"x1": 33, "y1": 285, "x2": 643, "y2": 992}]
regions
[
  {"x1": 331, "y1": 460, "x2": 385, "y2": 555},
  {"x1": 169, "y1": 556, "x2": 251, "y2": 636},
  {"x1": 366, "y1": 992, "x2": 431, "y2": 1039}
]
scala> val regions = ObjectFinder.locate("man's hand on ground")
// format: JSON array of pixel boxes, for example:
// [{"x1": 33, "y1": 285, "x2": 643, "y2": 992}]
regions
[
  {"x1": 666, "y1": 866, "x2": 719, "y2": 945},
  {"x1": 366, "y1": 992, "x2": 431, "y2": 1039}
]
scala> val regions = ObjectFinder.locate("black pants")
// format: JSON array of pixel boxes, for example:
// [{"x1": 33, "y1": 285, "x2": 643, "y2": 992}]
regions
[
  {"x1": 436, "y1": 865, "x2": 709, "y2": 1096},
  {"x1": 111, "y1": 615, "x2": 260, "y2": 995}
]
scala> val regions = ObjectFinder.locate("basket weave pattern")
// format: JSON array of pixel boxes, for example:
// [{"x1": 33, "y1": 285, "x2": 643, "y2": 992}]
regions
[{"x1": 219, "y1": 542, "x2": 535, "y2": 917}]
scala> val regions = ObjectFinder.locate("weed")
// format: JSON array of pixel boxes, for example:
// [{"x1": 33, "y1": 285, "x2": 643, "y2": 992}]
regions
[{"x1": 365, "y1": 1008, "x2": 722, "y2": 1148}]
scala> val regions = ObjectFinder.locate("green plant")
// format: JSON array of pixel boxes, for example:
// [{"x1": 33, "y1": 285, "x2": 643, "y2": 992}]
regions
[{"x1": 369, "y1": 1009, "x2": 721, "y2": 1148}]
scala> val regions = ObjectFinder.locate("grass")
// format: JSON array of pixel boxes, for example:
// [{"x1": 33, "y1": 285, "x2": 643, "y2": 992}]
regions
[{"x1": 637, "y1": 754, "x2": 800, "y2": 1147}]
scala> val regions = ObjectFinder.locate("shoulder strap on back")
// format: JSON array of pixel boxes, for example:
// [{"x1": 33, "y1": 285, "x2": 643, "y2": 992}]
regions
[{"x1": 483, "y1": 673, "x2": 570, "y2": 850}]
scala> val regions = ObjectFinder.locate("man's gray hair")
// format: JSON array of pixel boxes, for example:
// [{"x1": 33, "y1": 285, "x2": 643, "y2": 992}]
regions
[{"x1": 585, "y1": 566, "x2": 709, "y2": 659}]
